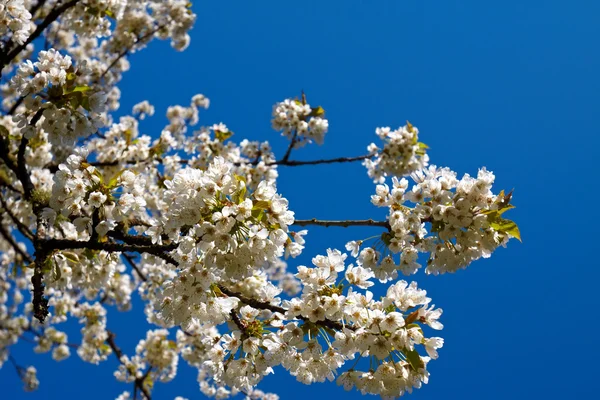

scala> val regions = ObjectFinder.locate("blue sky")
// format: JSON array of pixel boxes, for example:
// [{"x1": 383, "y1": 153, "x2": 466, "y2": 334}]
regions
[{"x1": 3, "y1": 0, "x2": 599, "y2": 399}]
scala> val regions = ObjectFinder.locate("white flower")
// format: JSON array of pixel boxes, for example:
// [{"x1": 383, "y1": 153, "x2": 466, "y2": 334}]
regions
[
  {"x1": 88, "y1": 92, "x2": 108, "y2": 113},
  {"x1": 88, "y1": 191, "x2": 107, "y2": 208},
  {"x1": 424, "y1": 337, "x2": 444, "y2": 359}
]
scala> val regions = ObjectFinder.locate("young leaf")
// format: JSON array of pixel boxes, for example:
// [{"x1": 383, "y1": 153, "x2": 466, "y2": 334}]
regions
[
  {"x1": 310, "y1": 106, "x2": 325, "y2": 117},
  {"x1": 404, "y1": 348, "x2": 425, "y2": 371},
  {"x1": 490, "y1": 218, "x2": 522, "y2": 242},
  {"x1": 215, "y1": 129, "x2": 233, "y2": 142}
]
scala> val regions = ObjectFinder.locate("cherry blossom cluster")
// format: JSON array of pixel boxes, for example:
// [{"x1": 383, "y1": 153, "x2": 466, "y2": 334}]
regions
[
  {"x1": 347, "y1": 165, "x2": 519, "y2": 280},
  {"x1": 87, "y1": 115, "x2": 154, "y2": 165},
  {"x1": 181, "y1": 125, "x2": 279, "y2": 190},
  {"x1": 131, "y1": 329, "x2": 178, "y2": 383},
  {"x1": 176, "y1": 322, "x2": 280, "y2": 399},
  {"x1": 174, "y1": 249, "x2": 445, "y2": 398},
  {"x1": 0, "y1": 0, "x2": 32, "y2": 45},
  {"x1": 9, "y1": 49, "x2": 107, "y2": 145},
  {"x1": 271, "y1": 98, "x2": 329, "y2": 148},
  {"x1": 72, "y1": 302, "x2": 112, "y2": 364},
  {"x1": 21, "y1": 365, "x2": 39, "y2": 391},
  {"x1": 132, "y1": 100, "x2": 155, "y2": 120},
  {"x1": 151, "y1": 157, "x2": 306, "y2": 329},
  {"x1": 363, "y1": 123, "x2": 430, "y2": 183},
  {"x1": 33, "y1": 326, "x2": 71, "y2": 361},
  {"x1": 62, "y1": 0, "x2": 128, "y2": 38},
  {"x1": 0, "y1": 2, "x2": 519, "y2": 399}
]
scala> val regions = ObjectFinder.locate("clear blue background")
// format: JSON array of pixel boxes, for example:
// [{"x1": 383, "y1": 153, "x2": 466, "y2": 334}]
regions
[{"x1": 3, "y1": 0, "x2": 599, "y2": 398}]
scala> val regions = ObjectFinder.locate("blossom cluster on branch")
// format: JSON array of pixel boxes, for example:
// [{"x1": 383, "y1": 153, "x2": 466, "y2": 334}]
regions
[{"x1": 0, "y1": 2, "x2": 520, "y2": 399}]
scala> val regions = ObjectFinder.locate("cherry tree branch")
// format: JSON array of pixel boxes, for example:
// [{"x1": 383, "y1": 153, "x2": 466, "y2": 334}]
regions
[
  {"x1": 293, "y1": 218, "x2": 389, "y2": 229},
  {"x1": 217, "y1": 285, "x2": 354, "y2": 332},
  {"x1": 0, "y1": 0, "x2": 81, "y2": 75},
  {"x1": 39, "y1": 238, "x2": 178, "y2": 257},
  {"x1": 100, "y1": 247, "x2": 353, "y2": 334},
  {"x1": 0, "y1": 222, "x2": 32, "y2": 263},
  {"x1": 106, "y1": 330, "x2": 152, "y2": 400},
  {"x1": 280, "y1": 130, "x2": 298, "y2": 163},
  {"x1": 89, "y1": 153, "x2": 374, "y2": 169},
  {"x1": 17, "y1": 109, "x2": 44, "y2": 201},
  {"x1": 6, "y1": 96, "x2": 25, "y2": 115},
  {"x1": 122, "y1": 253, "x2": 148, "y2": 282},
  {"x1": 98, "y1": 23, "x2": 169, "y2": 81},
  {"x1": 229, "y1": 309, "x2": 246, "y2": 333},
  {"x1": 0, "y1": 137, "x2": 20, "y2": 183},
  {"x1": 0, "y1": 192, "x2": 35, "y2": 240},
  {"x1": 28, "y1": 0, "x2": 49, "y2": 18},
  {"x1": 271, "y1": 153, "x2": 373, "y2": 166}
]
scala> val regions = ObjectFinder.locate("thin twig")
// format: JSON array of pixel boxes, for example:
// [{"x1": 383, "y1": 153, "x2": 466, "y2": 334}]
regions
[
  {"x1": 6, "y1": 96, "x2": 24, "y2": 115},
  {"x1": 0, "y1": 0, "x2": 81, "y2": 75},
  {"x1": 40, "y1": 238, "x2": 177, "y2": 258},
  {"x1": 98, "y1": 23, "x2": 168, "y2": 81},
  {"x1": 106, "y1": 330, "x2": 152, "y2": 400},
  {"x1": 122, "y1": 253, "x2": 147, "y2": 282},
  {"x1": 218, "y1": 285, "x2": 354, "y2": 332},
  {"x1": 0, "y1": 222, "x2": 32, "y2": 263},
  {"x1": 17, "y1": 109, "x2": 44, "y2": 200},
  {"x1": 293, "y1": 218, "x2": 389, "y2": 229},
  {"x1": 281, "y1": 130, "x2": 298, "y2": 163},
  {"x1": 272, "y1": 153, "x2": 373, "y2": 166},
  {"x1": 0, "y1": 192, "x2": 34, "y2": 240}
]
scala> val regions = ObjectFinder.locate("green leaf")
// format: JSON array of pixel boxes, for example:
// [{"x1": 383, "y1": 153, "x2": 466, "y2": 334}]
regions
[
  {"x1": 253, "y1": 200, "x2": 270, "y2": 210},
  {"x1": 68, "y1": 91, "x2": 83, "y2": 108},
  {"x1": 490, "y1": 218, "x2": 521, "y2": 242},
  {"x1": 482, "y1": 204, "x2": 515, "y2": 219},
  {"x1": 107, "y1": 169, "x2": 127, "y2": 188},
  {"x1": 404, "y1": 348, "x2": 424, "y2": 371},
  {"x1": 233, "y1": 189, "x2": 246, "y2": 205},
  {"x1": 251, "y1": 208, "x2": 264, "y2": 222},
  {"x1": 417, "y1": 142, "x2": 429, "y2": 150},
  {"x1": 51, "y1": 258, "x2": 62, "y2": 282},
  {"x1": 215, "y1": 129, "x2": 233, "y2": 142},
  {"x1": 64, "y1": 85, "x2": 92, "y2": 95},
  {"x1": 310, "y1": 106, "x2": 325, "y2": 117},
  {"x1": 81, "y1": 96, "x2": 91, "y2": 112},
  {"x1": 104, "y1": 9, "x2": 115, "y2": 18},
  {"x1": 233, "y1": 174, "x2": 246, "y2": 184},
  {"x1": 61, "y1": 251, "x2": 79, "y2": 264},
  {"x1": 405, "y1": 323, "x2": 424, "y2": 335},
  {"x1": 384, "y1": 304, "x2": 396, "y2": 314}
]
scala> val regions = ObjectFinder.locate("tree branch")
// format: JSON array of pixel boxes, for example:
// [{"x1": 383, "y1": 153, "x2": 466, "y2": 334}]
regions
[
  {"x1": 98, "y1": 23, "x2": 168, "y2": 81},
  {"x1": 107, "y1": 330, "x2": 152, "y2": 400},
  {"x1": 6, "y1": 96, "x2": 25, "y2": 116},
  {"x1": 0, "y1": 0, "x2": 81, "y2": 75},
  {"x1": 28, "y1": 0, "x2": 49, "y2": 18},
  {"x1": 0, "y1": 192, "x2": 34, "y2": 240},
  {"x1": 17, "y1": 109, "x2": 44, "y2": 201},
  {"x1": 280, "y1": 130, "x2": 298, "y2": 163},
  {"x1": 39, "y1": 238, "x2": 177, "y2": 258},
  {"x1": 0, "y1": 222, "x2": 32, "y2": 263},
  {"x1": 293, "y1": 218, "x2": 389, "y2": 229},
  {"x1": 272, "y1": 153, "x2": 373, "y2": 167},
  {"x1": 122, "y1": 253, "x2": 148, "y2": 282},
  {"x1": 218, "y1": 285, "x2": 354, "y2": 332}
]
